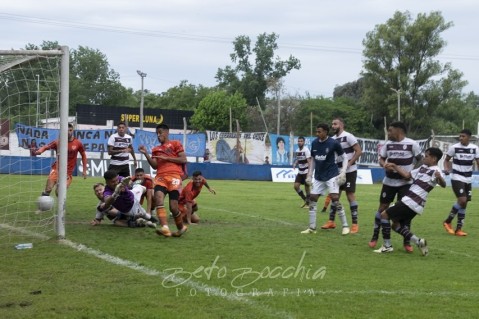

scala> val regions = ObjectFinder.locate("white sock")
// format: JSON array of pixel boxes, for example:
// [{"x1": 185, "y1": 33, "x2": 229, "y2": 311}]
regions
[
  {"x1": 336, "y1": 202, "x2": 349, "y2": 227},
  {"x1": 309, "y1": 201, "x2": 317, "y2": 229}
]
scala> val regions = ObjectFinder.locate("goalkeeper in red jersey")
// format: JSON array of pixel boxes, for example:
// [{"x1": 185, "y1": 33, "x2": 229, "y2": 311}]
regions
[{"x1": 36, "y1": 123, "x2": 87, "y2": 197}]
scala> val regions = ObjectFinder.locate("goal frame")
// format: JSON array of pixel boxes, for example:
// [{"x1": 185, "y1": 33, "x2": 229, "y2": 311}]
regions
[{"x1": 0, "y1": 47, "x2": 70, "y2": 238}]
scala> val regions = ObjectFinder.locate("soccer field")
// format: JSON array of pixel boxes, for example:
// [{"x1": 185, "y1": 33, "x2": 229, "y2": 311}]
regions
[{"x1": 1, "y1": 177, "x2": 478, "y2": 318}]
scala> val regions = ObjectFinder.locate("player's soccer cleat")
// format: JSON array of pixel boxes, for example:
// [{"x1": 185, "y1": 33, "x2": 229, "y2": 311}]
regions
[
  {"x1": 321, "y1": 220, "x2": 336, "y2": 229},
  {"x1": 121, "y1": 176, "x2": 132, "y2": 187},
  {"x1": 417, "y1": 238, "x2": 428, "y2": 256},
  {"x1": 443, "y1": 222, "x2": 455, "y2": 235},
  {"x1": 156, "y1": 226, "x2": 172, "y2": 237},
  {"x1": 403, "y1": 244, "x2": 414, "y2": 253},
  {"x1": 350, "y1": 224, "x2": 359, "y2": 234},
  {"x1": 368, "y1": 239, "x2": 378, "y2": 248},
  {"x1": 172, "y1": 226, "x2": 188, "y2": 237},
  {"x1": 373, "y1": 245, "x2": 394, "y2": 253},
  {"x1": 342, "y1": 227, "x2": 350, "y2": 235},
  {"x1": 301, "y1": 228, "x2": 317, "y2": 234},
  {"x1": 301, "y1": 201, "x2": 309, "y2": 208},
  {"x1": 321, "y1": 207, "x2": 327, "y2": 213},
  {"x1": 455, "y1": 229, "x2": 468, "y2": 236}
]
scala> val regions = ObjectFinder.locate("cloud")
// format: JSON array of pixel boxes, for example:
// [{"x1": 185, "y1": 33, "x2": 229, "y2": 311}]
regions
[{"x1": 1, "y1": 0, "x2": 478, "y2": 97}]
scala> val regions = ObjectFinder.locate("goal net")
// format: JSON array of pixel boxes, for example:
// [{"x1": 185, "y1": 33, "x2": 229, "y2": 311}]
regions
[{"x1": 0, "y1": 47, "x2": 70, "y2": 247}]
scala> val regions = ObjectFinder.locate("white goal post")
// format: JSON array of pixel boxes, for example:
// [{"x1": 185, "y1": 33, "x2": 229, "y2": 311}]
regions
[{"x1": 0, "y1": 47, "x2": 69, "y2": 243}]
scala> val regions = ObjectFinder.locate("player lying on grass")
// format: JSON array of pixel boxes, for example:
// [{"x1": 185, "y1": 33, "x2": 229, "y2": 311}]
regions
[
  {"x1": 374, "y1": 147, "x2": 446, "y2": 256},
  {"x1": 91, "y1": 170, "x2": 155, "y2": 228},
  {"x1": 178, "y1": 170, "x2": 216, "y2": 224}
]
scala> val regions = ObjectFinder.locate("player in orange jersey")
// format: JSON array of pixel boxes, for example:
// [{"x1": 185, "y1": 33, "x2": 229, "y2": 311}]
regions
[
  {"x1": 178, "y1": 171, "x2": 216, "y2": 224},
  {"x1": 139, "y1": 124, "x2": 188, "y2": 237},
  {"x1": 36, "y1": 123, "x2": 87, "y2": 197}
]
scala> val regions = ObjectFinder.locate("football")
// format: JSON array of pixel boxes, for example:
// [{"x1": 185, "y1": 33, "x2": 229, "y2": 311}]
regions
[{"x1": 36, "y1": 196, "x2": 54, "y2": 212}]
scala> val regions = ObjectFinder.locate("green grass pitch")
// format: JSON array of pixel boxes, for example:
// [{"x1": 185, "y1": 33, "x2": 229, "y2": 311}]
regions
[{"x1": 1, "y1": 176, "x2": 478, "y2": 318}]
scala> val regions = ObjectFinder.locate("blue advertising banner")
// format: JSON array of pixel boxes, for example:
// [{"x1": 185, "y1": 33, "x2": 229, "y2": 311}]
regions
[
  {"x1": 15, "y1": 124, "x2": 205, "y2": 157},
  {"x1": 15, "y1": 124, "x2": 115, "y2": 152},
  {"x1": 132, "y1": 130, "x2": 206, "y2": 157}
]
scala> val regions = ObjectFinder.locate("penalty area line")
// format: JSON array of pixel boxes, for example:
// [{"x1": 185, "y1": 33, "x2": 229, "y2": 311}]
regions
[{"x1": 60, "y1": 239, "x2": 294, "y2": 319}]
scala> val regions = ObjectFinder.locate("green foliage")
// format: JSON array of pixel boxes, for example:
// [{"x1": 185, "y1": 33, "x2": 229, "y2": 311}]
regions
[
  {"x1": 190, "y1": 90, "x2": 247, "y2": 131},
  {"x1": 361, "y1": 11, "x2": 468, "y2": 138},
  {"x1": 291, "y1": 96, "x2": 370, "y2": 137},
  {"x1": 151, "y1": 80, "x2": 215, "y2": 110},
  {"x1": 216, "y1": 33, "x2": 301, "y2": 108},
  {"x1": 69, "y1": 46, "x2": 132, "y2": 110}
]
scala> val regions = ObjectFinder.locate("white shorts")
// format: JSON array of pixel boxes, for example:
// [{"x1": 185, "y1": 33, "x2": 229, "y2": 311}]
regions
[
  {"x1": 127, "y1": 184, "x2": 147, "y2": 217},
  {"x1": 311, "y1": 176, "x2": 340, "y2": 196},
  {"x1": 131, "y1": 184, "x2": 146, "y2": 202}
]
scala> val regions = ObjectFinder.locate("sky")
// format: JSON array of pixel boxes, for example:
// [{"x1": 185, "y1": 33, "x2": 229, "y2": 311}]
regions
[{"x1": 1, "y1": 0, "x2": 478, "y2": 98}]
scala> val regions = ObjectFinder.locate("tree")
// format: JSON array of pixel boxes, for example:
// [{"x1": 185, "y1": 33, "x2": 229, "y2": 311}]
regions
[
  {"x1": 70, "y1": 46, "x2": 131, "y2": 110},
  {"x1": 190, "y1": 91, "x2": 247, "y2": 131},
  {"x1": 333, "y1": 78, "x2": 364, "y2": 102},
  {"x1": 361, "y1": 11, "x2": 467, "y2": 137},
  {"x1": 151, "y1": 80, "x2": 214, "y2": 110},
  {"x1": 291, "y1": 96, "x2": 368, "y2": 137},
  {"x1": 216, "y1": 33, "x2": 301, "y2": 108}
]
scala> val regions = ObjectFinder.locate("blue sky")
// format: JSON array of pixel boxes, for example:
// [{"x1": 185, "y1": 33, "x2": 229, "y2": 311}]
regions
[{"x1": 1, "y1": 0, "x2": 478, "y2": 97}]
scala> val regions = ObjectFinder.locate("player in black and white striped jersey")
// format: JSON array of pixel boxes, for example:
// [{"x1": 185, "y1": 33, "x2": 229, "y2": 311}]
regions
[
  {"x1": 442, "y1": 129, "x2": 479, "y2": 236},
  {"x1": 293, "y1": 136, "x2": 312, "y2": 208},
  {"x1": 321, "y1": 117, "x2": 363, "y2": 233},
  {"x1": 107, "y1": 122, "x2": 137, "y2": 177},
  {"x1": 374, "y1": 147, "x2": 446, "y2": 256},
  {"x1": 368, "y1": 122, "x2": 423, "y2": 252}
]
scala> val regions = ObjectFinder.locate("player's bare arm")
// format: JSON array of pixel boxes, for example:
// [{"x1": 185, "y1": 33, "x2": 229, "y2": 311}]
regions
[{"x1": 138, "y1": 145, "x2": 158, "y2": 169}]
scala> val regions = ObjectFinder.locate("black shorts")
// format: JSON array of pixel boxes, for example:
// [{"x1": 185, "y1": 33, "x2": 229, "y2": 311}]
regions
[
  {"x1": 339, "y1": 171, "x2": 357, "y2": 193},
  {"x1": 379, "y1": 184, "x2": 411, "y2": 204},
  {"x1": 386, "y1": 201, "x2": 417, "y2": 224},
  {"x1": 154, "y1": 185, "x2": 180, "y2": 200},
  {"x1": 108, "y1": 164, "x2": 131, "y2": 177},
  {"x1": 295, "y1": 173, "x2": 308, "y2": 185},
  {"x1": 451, "y1": 180, "x2": 472, "y2": 201}
]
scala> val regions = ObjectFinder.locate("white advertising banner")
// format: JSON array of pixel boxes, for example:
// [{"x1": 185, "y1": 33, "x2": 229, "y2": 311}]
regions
[{"x1": 271, "y1": 167, "x2": 373, "y2": 184}]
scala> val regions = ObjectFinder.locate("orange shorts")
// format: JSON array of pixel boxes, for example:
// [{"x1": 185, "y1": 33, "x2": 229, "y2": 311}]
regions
[
  {"x1": 154, "y1": 174, "x2": 182, "y2": 192},
  {"x1": 48, "y1": 168, "x2": 73, "y2": 188}
]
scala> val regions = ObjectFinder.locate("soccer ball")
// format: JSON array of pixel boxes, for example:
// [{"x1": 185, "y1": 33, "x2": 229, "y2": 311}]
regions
[{"x1": 36, "y1": 196, "x2": 54, "y2": 212}]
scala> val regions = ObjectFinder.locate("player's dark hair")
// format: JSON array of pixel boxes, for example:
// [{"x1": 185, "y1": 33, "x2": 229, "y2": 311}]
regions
[
  {"x1": 460, "y1": 129, "x2": 472, "y2": 136},
  {"x1": 117, "y1": 121, "x2": 126, "y2": 127},
  {"x1": 298, "y1": 136, "x2": 305, "y2": 141},
  {"x1": 333, "y1": 117, "x2": 345, "y2": 125},
  {"x1": 68, "y1": 123, "x2": 73, "y2": 129},
  {"x1": 156, "y1": 123, "x2": 169, "y2": 131},
  {"x1": 425, "y1": 147, "x2": 443, "y2": 162},
  {"x1": 135, "y1": 167, "x2": 145, "y2": 173},
  {"x1": 389, "y1": 121, "x2": 407, "y2": 134},
  {"x1": 316, "y1": 123, "x2": 329, "y2": 132},
  {"x1": 192, "y1": 171, "x2": 202, "y2": 177},
  {"x1": 103, "y1": 170, "x2": 119, "y2": 181}
]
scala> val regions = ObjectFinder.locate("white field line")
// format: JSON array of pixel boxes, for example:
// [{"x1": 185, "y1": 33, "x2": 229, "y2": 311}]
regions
[
  {"x1": 202, "y1": 206, "x2": 298, "y2": 226},
  {"x1": 59, "y1": 239, "x2": 294, "y2": 319},
  {"x1": 239, "y1": 289, "x2": 479, "y2": 298}
]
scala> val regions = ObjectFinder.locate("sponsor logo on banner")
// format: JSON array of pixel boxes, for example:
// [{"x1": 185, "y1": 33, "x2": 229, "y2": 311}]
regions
[
  {"x1": 271, "y1": 168, "x2": 373, "y2": 184},
  {"x1": 271, "y1": 168, "x2": 297, "y2": 182}
]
